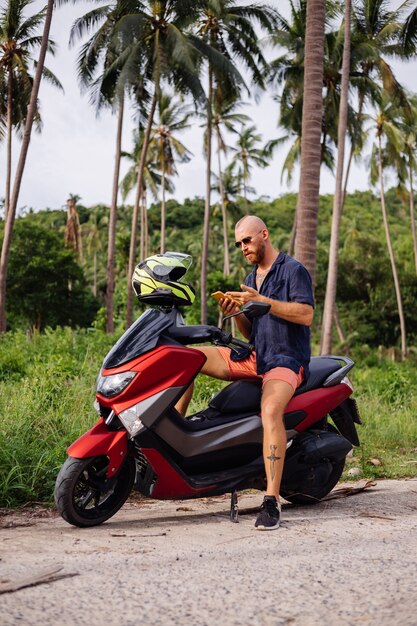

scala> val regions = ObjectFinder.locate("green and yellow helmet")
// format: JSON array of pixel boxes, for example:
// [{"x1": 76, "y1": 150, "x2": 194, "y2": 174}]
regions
[{"x1": 132, "y1": 252, "x2": 195, "y2": 306}]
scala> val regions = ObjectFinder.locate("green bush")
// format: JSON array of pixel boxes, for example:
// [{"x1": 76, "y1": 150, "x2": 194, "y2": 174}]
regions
[
  {"x1": 6, "y1": 221, "x2": 99, "y2": 331},
  {"x1": 0, "y1": 329, "x2": 115, "y2": 506}
]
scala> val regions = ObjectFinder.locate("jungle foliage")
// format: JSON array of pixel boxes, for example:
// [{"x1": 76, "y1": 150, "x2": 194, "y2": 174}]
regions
[{"x1": 2, "y1": 187, "x2": 416, "y2": 353}]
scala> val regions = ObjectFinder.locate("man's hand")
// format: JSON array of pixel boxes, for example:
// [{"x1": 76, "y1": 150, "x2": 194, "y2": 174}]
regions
[
  {"x1": 226, "y1": 285, "x2": 313, "y2": 326},
  {"x1": 225, "y1": 284, "x2": 260, "y2": 306},
  {"x1": 219, "y1": 297, "x2": 240, "y2": 316}
]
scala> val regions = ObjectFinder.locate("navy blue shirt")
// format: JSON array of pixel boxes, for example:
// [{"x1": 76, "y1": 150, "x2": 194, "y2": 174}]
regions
[{"x1": 244, "y1": 252, "x2": 314, "y2": 377}]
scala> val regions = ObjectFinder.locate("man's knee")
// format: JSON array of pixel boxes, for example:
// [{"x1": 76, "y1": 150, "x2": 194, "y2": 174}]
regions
[
  {"x1": 261, "y1": 403, "x2": 285, "y2": 431},
  {"x1": 261, "y1": 380, "x2": 295, "y2": 428},
  {"x1": 194, "y1": 346, "x2": 230, "y2": 380}
]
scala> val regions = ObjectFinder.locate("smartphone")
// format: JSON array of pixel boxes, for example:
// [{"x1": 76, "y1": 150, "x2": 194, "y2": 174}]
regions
[{"x1": 211, "y1": 291, "x2": 239, "y2": 304}]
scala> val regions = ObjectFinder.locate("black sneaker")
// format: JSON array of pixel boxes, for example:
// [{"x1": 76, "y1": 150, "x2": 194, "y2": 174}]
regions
[{"x1": 254, "y1": 495, "x2": 281, "y2": 530}]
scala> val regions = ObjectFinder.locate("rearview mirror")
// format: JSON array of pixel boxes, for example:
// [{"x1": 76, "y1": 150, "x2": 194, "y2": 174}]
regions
[
  {"x1": 242, "y1": 301, "x2": 271, "y2": 318},
  {"x1": 221, "y1": 300, "x2": 271, "y2": 330}
]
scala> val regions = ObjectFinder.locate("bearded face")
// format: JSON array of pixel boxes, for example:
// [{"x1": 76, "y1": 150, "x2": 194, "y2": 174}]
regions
[{"x1": 235, "y1": 225, "x2": 267, "y2": 265}]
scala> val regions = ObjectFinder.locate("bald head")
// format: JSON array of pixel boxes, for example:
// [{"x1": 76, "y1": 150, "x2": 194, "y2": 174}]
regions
[
  {"x1": 235, "y1": 215, "x2": 267, "y2": 232},
  {"x1": 234, "y1": 215, "x2": 277, "y2": 267}
]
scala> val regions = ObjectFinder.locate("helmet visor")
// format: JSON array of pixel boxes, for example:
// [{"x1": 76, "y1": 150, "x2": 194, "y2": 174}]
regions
[{"x1": 164, "y1": 251, "x2": 193, "y2": 273}]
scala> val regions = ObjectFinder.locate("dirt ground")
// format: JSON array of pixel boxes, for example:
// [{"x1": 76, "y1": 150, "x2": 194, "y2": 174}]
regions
[{"x1": 1, "y1": 479, "x2": 416, "y2": 626}]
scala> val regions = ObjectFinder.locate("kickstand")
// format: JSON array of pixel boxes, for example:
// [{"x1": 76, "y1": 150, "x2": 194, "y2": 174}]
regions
[{"x1": 230, "y1": 490, "x2": 239, "y2": 523}]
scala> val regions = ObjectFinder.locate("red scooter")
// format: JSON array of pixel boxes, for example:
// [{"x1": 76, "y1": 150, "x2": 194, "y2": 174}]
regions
[{"x1": 55, "y1": 306, "x2": 361, "y2": 527}]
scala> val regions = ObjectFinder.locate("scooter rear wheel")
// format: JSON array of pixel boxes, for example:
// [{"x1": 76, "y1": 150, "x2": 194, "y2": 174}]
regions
[
  {"x1": 54, "y1": 455, "x2": 135, "y2": 527},
  {"x1": 280, "y1": 457, "x2": 345, "y2": 505}
]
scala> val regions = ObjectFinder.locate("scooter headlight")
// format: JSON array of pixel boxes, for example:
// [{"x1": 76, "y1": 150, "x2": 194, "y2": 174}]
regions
[{"x1": 96, "y1": 371, "x2": 137, "y2": 398}]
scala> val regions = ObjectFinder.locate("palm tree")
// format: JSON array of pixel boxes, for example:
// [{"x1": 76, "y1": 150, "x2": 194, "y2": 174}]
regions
[
  {"x1": 266, "y1": 1, "x2": 343, "y2": 182},
  {"x1": 269, "y1": 1, "x2": 355, "y2": 276},
  {"x1": 121, "y1": 124, "x2": 174, "y2": 258},
  {"x1": 294, "y1": 0, "x2": 326, "y2": 285},
  {"x1": 65, "y1": 194, "x2": 83, "y2": 262},
  {"x1": 213, "y1": 162, "x2": 243, "y2": 207},
  {"x1": 369, "y1": 94, "x2": 407, "y2": 359},
  {"x1": 401, "y1": 5, "x2": 417, "y2": 55},
  {"x1": 102, "y1": 0, "x2": 208, "y2": 327},
  {"x1": 321, "y1": 0, "x2": 352, "y2": 355},
  {"x1": 0, "y1": 0, "x2": 55, "y2": 333},
  {"x1": 265, "y1": 0, "x2": 309, "y2": 188},
  {"x1": 148, "y1": 93, "x2": 192, "y2": 253},
  {"x1": 0, "y1": 0, "x2": 62, "y2": 219},
  {"x1": 70, "y1": 0, "x2": 143, "y2": 334},
  {"x1": 229, "y1": 123, "x2": 269, "y2": 211},
  {"x1": 212, "y1": 96, "x2": 250, "y2": 275},
  {"x1": 342, "y1": 0, "x2": 417, "y2": 197},
  {"x1": 395, "y1": 94, "x2": 417, "y2": 276},
  {"x1": 194, "y1": 0, "x2": 277, "y2": 323},
  {"x1": 85, "y1": 206, "x2": 107, "y2": 298},
  {"x1": 265, "y1": 3, "x2": 330, "y2": 257}
]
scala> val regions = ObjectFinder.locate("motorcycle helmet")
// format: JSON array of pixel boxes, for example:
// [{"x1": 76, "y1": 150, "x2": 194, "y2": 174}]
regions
[{"x1": 132, "y1": 251, "x2": 195, "y2": 306}]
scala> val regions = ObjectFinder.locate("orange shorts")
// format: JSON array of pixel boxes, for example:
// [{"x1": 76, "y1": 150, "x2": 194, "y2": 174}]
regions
[{"x1": 216, "y1": 347, "x2": 304, "y2": 391}]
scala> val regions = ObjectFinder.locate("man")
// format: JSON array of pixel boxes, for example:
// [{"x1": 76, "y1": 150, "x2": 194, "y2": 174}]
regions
[{"x1": 177, "y1": 215, "x2": 314, "y2": 530}]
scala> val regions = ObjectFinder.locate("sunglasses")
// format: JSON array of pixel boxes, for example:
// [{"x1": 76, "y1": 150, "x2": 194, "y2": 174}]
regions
[{"x1": 234, "y1": 229, "x2": 263, "y2": 249}]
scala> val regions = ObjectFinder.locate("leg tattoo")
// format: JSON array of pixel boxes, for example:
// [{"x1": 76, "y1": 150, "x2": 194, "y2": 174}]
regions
[{"x1": 267, "y1": 444, "x2": 281, "y2": 482}]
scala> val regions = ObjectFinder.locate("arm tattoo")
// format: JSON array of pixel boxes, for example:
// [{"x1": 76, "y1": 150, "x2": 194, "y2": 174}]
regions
[{"x1": 267, "y1": 444, "x2": 281, "y2": 481}]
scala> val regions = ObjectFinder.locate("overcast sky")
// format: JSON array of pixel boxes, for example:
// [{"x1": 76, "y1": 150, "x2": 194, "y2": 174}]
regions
[{"x1": 1, "y1": 1, "x2": 416, "y2": 214}]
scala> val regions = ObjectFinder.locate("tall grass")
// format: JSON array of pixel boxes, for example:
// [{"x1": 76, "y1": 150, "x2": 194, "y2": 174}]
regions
[
  {"x1": 0, "y1": 328, "x2": 114, "y2": 506},
  {"x1": 0, "y1": 329, "x2": 416, "y2": 507},
  {"x1": 348, "y1": 359, "x2": 417, "y2": 478}
]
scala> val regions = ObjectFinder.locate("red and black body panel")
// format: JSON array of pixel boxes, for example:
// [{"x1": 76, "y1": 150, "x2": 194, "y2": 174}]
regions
[
  {"x1": 98, "y1": 345, "x2": 206, "y2": 418},
  {"x1": 65, "y1": 305, "x2": 360, "y2": 500},
  {"x1": 67, "y1": 360, "x2": 356, "y2": 498},
  {"x1": 67, "y1": 419, "x2": 128, "y2": 476}
]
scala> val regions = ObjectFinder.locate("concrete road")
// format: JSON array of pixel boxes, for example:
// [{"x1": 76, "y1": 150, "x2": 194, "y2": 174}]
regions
[{"x1": 1, "y1": 479, "x2": 416, "y2": 626}]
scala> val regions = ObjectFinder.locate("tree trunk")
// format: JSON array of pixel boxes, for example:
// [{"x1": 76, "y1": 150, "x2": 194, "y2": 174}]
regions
[
  {"x1": 160, "y1": 165, "x2": 166, "y2": 254},
  {"x1": 144, "y1": 189, "x2": 149, "y2": 259},
  {"x1": 201, "y1": 68, "x2": 213, "y2": 324},
  {"x1": 126, "y1": 91, "x2": 158, "y2": 328},
  {"x1": 334, "y1": 304, "x2": 347, "y2": 346},
  {"x1": 139, "y1": 187, "x2": 145, "y2": 260},
  {"x1": 243, "y1": 177, "x2": 248, "y2": 213},
  {"x1": 105, "y1": 96, "x2": 124, "y2": 334},
  {"x1": 342, "y1": 144, "x2": 354, "y2": 204},
  {"x1": 65, "y1": 198, "x2": 83, "y2": 262},
  {"x1": 216, "y1": 127, "x2": 230, "y2": 275},
  {"x1": 0, "y1": 0, "x2": 54, "y2": 333},
  {"x1": 288, "y1": 210, "x2": 297, "y2": 256},
  {"x1": 378, "y1": 135, "x2": 406, "y2": 359},
  {"x1": 409, "y1": 164, "x2": 417, "y2": 275},
  {"x1": 93, "y1": 250, "x2": 97, "y2": 298},
  {"x1": 5, "y1": 72, "x2": 13, "y2": 221},
  {"x1": 342, "y1": 92, "x2": 366, "y2": 204},
  {"x1": 321, "y1": 0, "x2": 351, "y2": 355},
  {"x1": 294, "y1": 0, "x2": 326, "y2": 287}
]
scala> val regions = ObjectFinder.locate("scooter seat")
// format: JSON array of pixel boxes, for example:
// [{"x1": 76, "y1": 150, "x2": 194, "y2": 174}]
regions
[
  {"x1": 209, "y1": 379, "x2": 261, "y2": 414},
  {"x1": 294, "y1": 357, "x2": 342, "y2": 396},
  {"x1": 208, "y1": 357, "x2": 344, "y2": 413}
]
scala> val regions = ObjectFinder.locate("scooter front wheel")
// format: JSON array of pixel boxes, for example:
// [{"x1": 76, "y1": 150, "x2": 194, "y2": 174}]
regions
[{"x1": 54, "y1": 455, "x2": 135, "y2": 527}]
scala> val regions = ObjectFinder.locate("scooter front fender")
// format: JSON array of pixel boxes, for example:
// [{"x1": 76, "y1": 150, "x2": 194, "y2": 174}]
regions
[{"x1": 67, "y1": 419, "x2": 128, "y2": 478}]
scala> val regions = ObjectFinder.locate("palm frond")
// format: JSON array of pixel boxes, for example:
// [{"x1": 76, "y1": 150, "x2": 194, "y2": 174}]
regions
[
  {"x1": 69, "y1": 6, "x2": 113, "y2": 48},
  {"x1": 401, "y1": 6, "x2": 417, "y2": 54},
  {"x1": 188, "y1": 33, "x2": 246, "y2": 91}
]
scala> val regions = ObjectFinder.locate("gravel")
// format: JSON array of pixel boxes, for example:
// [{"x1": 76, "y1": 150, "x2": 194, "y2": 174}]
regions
[{"x1": 1, "y1": 479, "x2": 416, "y2": 626}]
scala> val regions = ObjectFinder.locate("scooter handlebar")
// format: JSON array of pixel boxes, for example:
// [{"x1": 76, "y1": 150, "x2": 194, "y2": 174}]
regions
[
  {"x1": 229, "y1": 336, "x2": 253, "y2": 351},
  {"x1": 214, "y1": 331, "x2": 253, "y2": 352},
  {"x1": 167, "y1": 324, "x2": 220, "y2": 344},
  {"x1": 166, "y1": 324, "x2": 253, "y2": 352}
]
